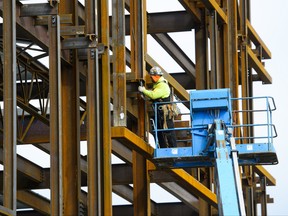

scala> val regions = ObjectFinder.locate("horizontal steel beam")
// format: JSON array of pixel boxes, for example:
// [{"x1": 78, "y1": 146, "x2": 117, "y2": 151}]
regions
[
  {"x1": 247, "y1": 20, "x2": 271, "y2": 59},
  {"x1": 254, "y1": 165, "x2": 276, "y2": 186},
  {"x1": 247, "y1": 46, "x2": 272, "y2": 84},
  {"x1": 20, "y1": 3, "x2": 57, "y2": 16}
]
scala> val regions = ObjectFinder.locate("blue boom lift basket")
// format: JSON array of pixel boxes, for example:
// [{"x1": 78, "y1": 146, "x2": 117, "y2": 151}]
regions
[{"x1": 152, "y1": 88, "x2": 278, "y2": 168}]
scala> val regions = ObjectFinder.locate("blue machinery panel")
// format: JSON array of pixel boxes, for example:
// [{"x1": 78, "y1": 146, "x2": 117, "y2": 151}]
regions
[{"x1": 152, "y1": 88, "x2": 278, "y2": 215}]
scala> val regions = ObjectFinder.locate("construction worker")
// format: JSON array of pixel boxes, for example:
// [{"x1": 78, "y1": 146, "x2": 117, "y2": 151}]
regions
[{"x1": 138, "y1": 66, "x2": 177, "y2": 148}]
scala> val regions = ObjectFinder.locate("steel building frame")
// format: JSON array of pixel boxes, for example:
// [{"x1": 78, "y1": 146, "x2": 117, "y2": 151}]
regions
[{"x1": 0, "y1": 0, "x2": 275, "y2": 215}]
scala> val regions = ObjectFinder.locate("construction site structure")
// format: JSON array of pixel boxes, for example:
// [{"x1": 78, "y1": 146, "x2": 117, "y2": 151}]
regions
[{"x1": 0, "y1": 0, "x2": 277, "y2": 215}]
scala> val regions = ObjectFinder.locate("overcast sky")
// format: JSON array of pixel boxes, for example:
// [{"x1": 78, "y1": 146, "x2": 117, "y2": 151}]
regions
[{"x1": 250, "y1": 1, "x2": 288, "y2": 215}]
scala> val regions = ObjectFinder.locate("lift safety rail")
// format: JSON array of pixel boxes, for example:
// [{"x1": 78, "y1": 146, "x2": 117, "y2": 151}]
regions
[{"x1": 152, "y1": 88, "x2": 278, "y2": 216}]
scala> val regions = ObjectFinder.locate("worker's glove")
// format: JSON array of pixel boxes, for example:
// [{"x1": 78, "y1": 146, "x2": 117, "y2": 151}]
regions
[{"x1": 138, "y1": 86, "x2": 145, "y2": 92}]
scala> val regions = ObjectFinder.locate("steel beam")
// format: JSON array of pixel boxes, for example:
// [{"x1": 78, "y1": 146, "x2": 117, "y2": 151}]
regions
[
  {"x1": 151, "y1": 33, "x2": 196, "y2": 77},
  {"x1": 59, "y1": 0, "x2": 81, "y2": 215},
  {"x1": 202, "y1": 0, "x2": 228, "y2": 23},
  {"x1": 85, "y1": 0, "x2": 102, "y2": 213},
  {"x1": 112, "y1": 0, "x2": 127, "y2": 126},
  {"x1": 17, "y1": 190, "x2": 50, "y2": 215},
  {"x1": 48, "y1": 14, "x2": 62, "y2": 216},
  {"x1": 99, "y1": 0, "x2": 113, "y2": 214},
  {"x1": 195, "y1": 10, "x2": 208, "y2": 90},
  {"x1": 3, "y1": 0, "x2": 17, "y2": 213},
  {"x1": 253, "y1": 166, "x2": 276, "y2": 186}
]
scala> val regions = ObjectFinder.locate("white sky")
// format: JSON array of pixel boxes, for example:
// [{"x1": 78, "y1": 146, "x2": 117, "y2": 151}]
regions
[{"x1": 250, "y1": 1, "x2": 288, "y2": 215}]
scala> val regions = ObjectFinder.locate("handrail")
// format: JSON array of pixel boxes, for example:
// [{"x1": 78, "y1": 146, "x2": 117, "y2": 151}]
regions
[{"x1": 152, "y1": 95, "x2": 277, "y2": 148}]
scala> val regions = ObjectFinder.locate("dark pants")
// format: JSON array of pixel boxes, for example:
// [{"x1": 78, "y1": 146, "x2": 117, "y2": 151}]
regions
[{"x1": 156, "y1": 108, "x2": 177, "y2": 148}]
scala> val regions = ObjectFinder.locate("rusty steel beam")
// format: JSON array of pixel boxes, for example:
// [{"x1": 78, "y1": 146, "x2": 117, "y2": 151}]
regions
[
  {"x1": 111, "y1": 127, "x2": 217, "y2": 208},
  {"x1": 59, "y1": 0, "x2": 81, "y2": 215},
  {"x1": 168, "y1": 169, "x2": 218, "y2": 208},
  {"x1": 247, "y1": 20, "x2": 271, "y2": 59},
  {"x1": 17, "y1": 190, "x2": 50, "y2": 215},
  {"x1": 48, "y1": 14, "x2": 62, "y2": 216},
  {"x1": 99, "y1": 0, "x2": 113, "y2": 214},
  {"x1": 178, "y1": 0, "x2": 201, "y2": 23},
  {"x1": 151, "y1": 33, "x2": 196, "y2": 77},
  {"x1": 159, "y1": 182, "x2": 199, "y2": 212},
  {"x1": 202, "y1": 0, "x2": 228, "y2": 23},
  {"x1": 195, "y1": 10, "x2": 208, "y2": 90},
  {"x1": 111, "y1": 127, "x2": 154, "y2": 158},
  {"x1": 254, "y1": 166, "x2": 276, "y2": 186},
  {"x1": 3, "y1": 0, "x2": 17, "y2": 213},
  {"x1": 112, "y1": 0, "x2": 127, "y2": 126},
  {"x1": 247, "y1": 46, "x2": 272, "y2": 84}
]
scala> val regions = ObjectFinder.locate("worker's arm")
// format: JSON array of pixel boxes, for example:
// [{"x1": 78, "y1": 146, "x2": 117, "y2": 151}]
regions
[{"x1": 142, "y1": 82, "x2": 170, "y2": 100}]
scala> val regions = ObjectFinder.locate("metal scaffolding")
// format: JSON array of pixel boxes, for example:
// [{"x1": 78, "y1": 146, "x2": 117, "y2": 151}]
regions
[{"x1": 0, "y1": 0, "x2": 276, "y2": 215}]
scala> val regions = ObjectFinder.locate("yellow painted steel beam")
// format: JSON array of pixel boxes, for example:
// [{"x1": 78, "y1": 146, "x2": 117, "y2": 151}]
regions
[
  {"x1": 112, "y1": 0, "x2": 127, "y2": 126},
  {"x1": 148, "y1": 162, "x2": 217, "y2": 208},
  {"x1": 59, "y1": 0, "x2": 81, "y2": 214},
  {"x1": 247, "y1": 46, "x2": 272, "y2": 84},
  {"x1": 247, "y1": 20, "x2": 271, "y2": 59},
  {"x1": 178, "y1": 0, "x2": 201, "y2": 23},
  {"x1": 112, "y1": 127, "x2": 218, "y2": 208},
  {"x1": 0, "y1": 206, "x2": 14, "y2": 216},
  {"x1": 254, "y1": 165, "x2": 276, "y2": 186},
  {"x1": 111, "y1": 127, "x2": 154, "y2": 158},
  {"x1": 17, "y1": 190, "x2": 50, "y2": 215},
  {"x1": 169, "y1": 169, "x2": 218, "y2": 208},
  {"x1": 100, "y1": 0, "x2": 113, "y2": 214},
  {"x1": 202, "y1": 0, "x2": 227, "y2": 24}
]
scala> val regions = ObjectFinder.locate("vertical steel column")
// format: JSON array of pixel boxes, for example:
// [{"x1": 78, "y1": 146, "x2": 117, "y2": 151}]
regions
[
  {"x1": 59, "y1": 0, "x2": 81, "y2": 215},
  {"x1": 195, "y1": 10, "x2": 208, "y2": 90},
  {"x1": 130, "y1": 0, "x2": 149, "y2": 215},
  {"x1": 240, "y1": 2, "x2": 255, "y2": 214},
  {"x1": 130, "y1": 0, "x2": 146, "y2": 139},
  {"x1": 132, "y1": 151, "x2": 149, "y2": 216},
  {"x1": 3, "y1": 0, "x2": 17, "y2": 213},
  {"x1": 112, "y1": 0, "x2": 127, "y2": 126},
  {"x1": 49, "y1": 15, "x2": 62, "y2": 216},
  {"x1": 259, "y1": 177, "x2": 267, "y2": 215},
  {"x1": 195, "y1": 10, "x2": 210, "y2": 215},
  {"x1": 99, "y1": 0, "x2": 113, "y2": 213},
  {"x1": 209, "y1": 10, "x2": 219, "y2": 89},
  {"x1": 86, "y1": 0, "x2": 112, "y2": 214},
  {"x1": 227, "y1": 0, "x2": 238, "y2": 95},
  {"x1": 240, "y1": 0, "x2": 249, "y2": 137},
  {"x1": 227, "y1": 0, "x2": 240, "y2": 139},
  {"x1": 130, "y1": 0, "x2": 145, "y2": 80}
]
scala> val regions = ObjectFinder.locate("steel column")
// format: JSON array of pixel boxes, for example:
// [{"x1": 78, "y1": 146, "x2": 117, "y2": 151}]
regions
[
  {"x1": 85, "y1": 0, "x2": 102, "y2": 213},
  {"x1": 112, "y1": 0, "x2": 127, "y2": 126},
  {"x1": 59, "y1": 0, "x2": 81, "y2": 215},
  {"x1": 99, "y1": 0, "x2": 113, "y2": 213},
  {"x1": 260, "y1": 177, "x2": 267, "y2": 215},
  {"x1": 227, "y1": 0, "x2": 239, "y2": 95},
  {"x1": 129, "y1": 1, "x2": 149, "y2": 214},
  {"x1": 195, "y1": 10, "x2": 208, "y2": 90},
  {"x1": 49, "y1": 14, "x2": 62, "y2": 216},
  {"x1": 209, "y1": 10, "x2": 219, "y2": 89},
  {"x1": 3, "y1": 0, "x2": 17, "y2": 213},
  {"x1": 240, "y1": 0, "x2": 249, "y2": 138},
  {"x1": 132, "y1": 151, "x2": 149, "y2": 216}
]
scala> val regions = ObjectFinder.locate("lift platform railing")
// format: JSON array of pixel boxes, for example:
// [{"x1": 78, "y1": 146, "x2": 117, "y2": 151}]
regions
[
  {"x1": 152, "y1": 96, "x2": 277, "y2": 147},
  {"x1": 152, "y1": 100, "x2": 192, "y2": 148},
  {"x1": 152, "y1": 91, "x2": 278, "y2": 166},
  {"x1": 230, "y1": 96, "x2": 277, "y2": 145}
]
